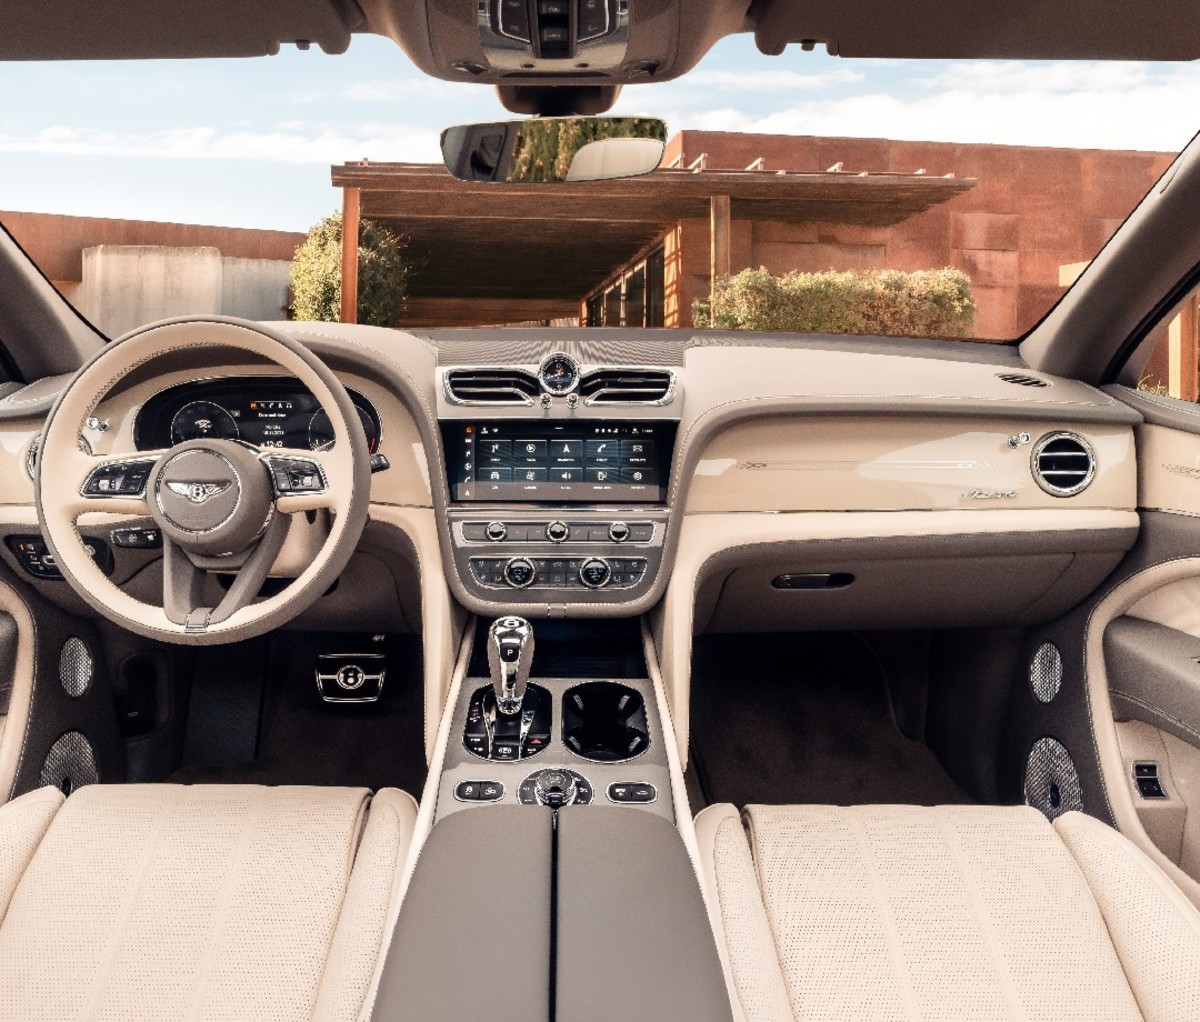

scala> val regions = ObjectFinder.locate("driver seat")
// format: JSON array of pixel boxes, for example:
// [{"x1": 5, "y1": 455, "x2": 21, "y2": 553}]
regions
[{"x1": 0, "y1": 782, "x2": 416, "y2": 1021}]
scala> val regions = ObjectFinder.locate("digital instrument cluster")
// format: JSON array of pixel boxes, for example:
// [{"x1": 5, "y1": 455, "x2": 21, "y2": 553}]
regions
[{"x1": 134, "y1": 378, "x2": 381, "y2": 453}]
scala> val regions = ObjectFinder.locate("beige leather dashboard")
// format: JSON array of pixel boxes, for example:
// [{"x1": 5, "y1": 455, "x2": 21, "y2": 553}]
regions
[{"x1": 0, "y1": 323, "x2": 1147, "y2": 759}]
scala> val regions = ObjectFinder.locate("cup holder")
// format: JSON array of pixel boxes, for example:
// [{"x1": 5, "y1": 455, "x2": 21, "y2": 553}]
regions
[{"x1": 561, "y1": 681, "x2": 650, "y2": 762}]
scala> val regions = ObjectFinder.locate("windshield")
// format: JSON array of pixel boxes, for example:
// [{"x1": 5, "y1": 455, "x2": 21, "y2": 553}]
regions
[{"x1": 1, "y1": 36, "x2": 1194, "y2": 341}]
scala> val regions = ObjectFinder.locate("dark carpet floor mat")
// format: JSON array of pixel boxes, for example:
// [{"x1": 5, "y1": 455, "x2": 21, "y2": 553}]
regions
[
  {"x1": 689, "y1": 633, "x2": 974, "y2": 809},
  {"x1": 171, "y1": 632, "x2": 427, "y2": 793}
]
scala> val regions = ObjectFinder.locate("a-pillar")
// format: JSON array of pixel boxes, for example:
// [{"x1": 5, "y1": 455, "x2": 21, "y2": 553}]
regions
[
  {"x1": 340, "y1": 186, "x2": 361, "y2": 324},
  {"x1": 710, "y1": 195, "x2": 731, "y2": 306},
  {"x1": 1169, "y1": 292, "x2": 1200, "y2": 402}
]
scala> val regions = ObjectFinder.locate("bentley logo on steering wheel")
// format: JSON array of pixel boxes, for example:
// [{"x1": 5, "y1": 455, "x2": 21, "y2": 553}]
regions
[{"x1": 166, "y1": 480, "x2": 232, "y2": 505}]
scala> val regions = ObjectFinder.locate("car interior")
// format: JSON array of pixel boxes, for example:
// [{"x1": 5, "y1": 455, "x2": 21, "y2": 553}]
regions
[{"x1": 4, "y1": 2, "x2": 1200, "y2": 1020}]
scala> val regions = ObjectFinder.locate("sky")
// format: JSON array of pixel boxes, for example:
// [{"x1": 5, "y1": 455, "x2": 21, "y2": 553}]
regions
[{"x1": 1, "y1": 32, "x2": 1199, "y2": 232}]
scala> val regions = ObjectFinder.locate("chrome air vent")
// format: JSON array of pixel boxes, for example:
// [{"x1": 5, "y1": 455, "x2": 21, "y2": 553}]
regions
[
  {"x1": 579, "y1": 369, "x2": 674, "y2": 405},
  {"x1": 997, "y1": 372, "x2": 1050, "y2": 388},
  {"x1": 1032, "y1": 432, "x2": 1095, "y2": 496},
  {"x1": 445, "y1": 369, "x2": 539, "y2": 405}
]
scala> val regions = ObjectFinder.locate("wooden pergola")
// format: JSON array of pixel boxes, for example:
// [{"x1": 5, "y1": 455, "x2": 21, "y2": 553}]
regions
[{"x1": 331, "y1": 161, "x2": 975, "y2": 328}]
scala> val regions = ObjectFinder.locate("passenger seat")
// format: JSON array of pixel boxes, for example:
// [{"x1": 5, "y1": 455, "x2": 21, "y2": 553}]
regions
[
  {"x1": 695, "y1": 803, "x2": 1200, "y2": 1021},
  {"x1": 0, "y1": 783, "x2": 416, "y2": 1021}
]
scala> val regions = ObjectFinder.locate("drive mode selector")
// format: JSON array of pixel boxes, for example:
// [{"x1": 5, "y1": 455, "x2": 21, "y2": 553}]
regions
[
  {"x1": 579, "y1": 557, "x2": 611, "y2": 589},
  {"x1": 503, "y1": 557, "x2": 536, "y2": 588},
  {"x1": 518, "y1": 768, "x2": 593, "y2": 807}
]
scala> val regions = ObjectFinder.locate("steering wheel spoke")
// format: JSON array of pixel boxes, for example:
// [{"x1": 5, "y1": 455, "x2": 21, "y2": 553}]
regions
[
  {"x1": 163, "y1": 515, "x2": 292, "y2": 630},
  {"x1": 64, "y1": 451, "x2": 165, "y2": 517},
  {"x1": 264, "y1": 448, "x2": 347, "y2": 514}
]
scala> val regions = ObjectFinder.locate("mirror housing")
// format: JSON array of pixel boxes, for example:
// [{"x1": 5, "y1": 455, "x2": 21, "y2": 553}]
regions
[{"x1": 440, "y1": 116, "x2": 666, "y2": 184}]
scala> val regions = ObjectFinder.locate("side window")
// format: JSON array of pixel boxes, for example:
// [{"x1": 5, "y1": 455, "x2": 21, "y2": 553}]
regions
[{"x1": 1137, "y1": 287, "x2": 1200, "y2": 400}]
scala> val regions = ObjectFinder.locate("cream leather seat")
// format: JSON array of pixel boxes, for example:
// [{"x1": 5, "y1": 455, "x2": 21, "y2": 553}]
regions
[
  {"x1": 0, "y1": 783, "x2": 416, "y2": 1022},
  {"x1": 696, "y1": 803, "x2": 1200, "y2": 1022}
]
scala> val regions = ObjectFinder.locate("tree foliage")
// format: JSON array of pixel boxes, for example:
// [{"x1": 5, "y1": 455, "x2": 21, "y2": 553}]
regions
[
  {"x1": 693, "y1": 266, "x2": 976, "y2": 338},
  {"x1": 507, "y1": 117, "x2": 667, "y2": 183},
  {"x1": 290, "y1": 212, "x2": 407, "y2": 327}
]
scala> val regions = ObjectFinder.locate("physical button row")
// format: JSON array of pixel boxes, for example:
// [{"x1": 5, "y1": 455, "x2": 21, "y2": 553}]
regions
[
  {"x1": 462, "y1": 520, "x2": 652, "y2": 544},
  {"x1": 454, "y1": 780, "x2": 503, "y2": 802},
  {"x1": 470, "y1": 556, "x2": 646, "y2": 589}
]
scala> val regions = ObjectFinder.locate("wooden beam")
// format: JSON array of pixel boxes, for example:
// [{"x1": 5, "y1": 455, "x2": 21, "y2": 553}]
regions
[
  {"x1": 710, "y1": 194, "x2": 731, "y2": 305},
  {"x1": 340, "y1": 186, "x2": 360, "y2": 325},
  {"x1": 1168, "y1": 292, "x2": 1200, "y2": 401}
]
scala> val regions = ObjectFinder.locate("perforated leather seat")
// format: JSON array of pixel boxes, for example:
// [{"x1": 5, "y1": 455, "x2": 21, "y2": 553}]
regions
[
  {"x1": 696, "y1": 803, "x2": 1200, "y2": 1022},
  {"x1": 0, "y1": 783, "x2": 417, "y2": 1022}
]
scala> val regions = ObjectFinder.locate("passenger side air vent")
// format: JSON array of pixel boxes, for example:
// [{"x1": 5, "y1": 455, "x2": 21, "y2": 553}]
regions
[
  {"x1": 997, "y1": 372, "x2": 1050, "y2": 388},
  {"x1": 579, "y1": 369, "x2": 673, "y2": 404},
  {"x1": 1032, "y1": 432, "x2": 1095, "y2": 496},
  {"x1": 445, "y1": 369, "x2": 539, "y2": 405}
]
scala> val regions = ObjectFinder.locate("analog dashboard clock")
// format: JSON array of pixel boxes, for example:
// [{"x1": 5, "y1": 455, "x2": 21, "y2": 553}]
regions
[{"x1": 538, "y1": 352, "x2": 580, "y2": 396}]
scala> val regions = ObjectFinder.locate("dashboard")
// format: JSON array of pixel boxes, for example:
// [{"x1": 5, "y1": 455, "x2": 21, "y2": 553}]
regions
[{"x1": 132, "y1": 377, "x2": 382, "y2": 453}]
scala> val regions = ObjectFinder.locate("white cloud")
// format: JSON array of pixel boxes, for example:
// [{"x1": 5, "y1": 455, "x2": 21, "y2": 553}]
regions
[
  {"x1": 682, "y1": 68, "x2": 864, "y2": 91},
  {"x1": 0, "y1": 124, "x2": 443, "y2": 164},
  {"x1": 653, "y1": 61, "x2": 1200, "y2": 153}
]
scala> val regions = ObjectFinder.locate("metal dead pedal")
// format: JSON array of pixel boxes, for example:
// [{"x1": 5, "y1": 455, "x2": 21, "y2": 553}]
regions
[{"x1": 316, "y1": 652, "x2": 386, "y2": 703}]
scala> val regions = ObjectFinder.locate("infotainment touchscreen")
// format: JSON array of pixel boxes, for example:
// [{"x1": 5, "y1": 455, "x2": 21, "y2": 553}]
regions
[{"x1": 443, "y1": 420, "x2": 675, "y2": 504}]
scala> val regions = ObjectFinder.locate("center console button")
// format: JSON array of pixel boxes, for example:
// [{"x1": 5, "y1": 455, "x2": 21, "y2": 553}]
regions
[
  {"x1": 504, "y1": 557, "x2": 536, "y2": 588},
  {"x1": 485, "y1": 521, "x2": 508, "y2": 542},
  {"x1": 608, "y1": 521, "x2": 630, "y2": 542},
  {"x1": 579, "y1": 557, "x2": 611, "y2": 589},
  {"x1": 546, "y1": 520, "x2": 569, "y2": 543}
]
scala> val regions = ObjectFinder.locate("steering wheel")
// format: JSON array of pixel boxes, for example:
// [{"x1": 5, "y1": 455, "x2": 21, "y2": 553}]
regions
[{"x1": 36, "y1": 317, "x2": 370, "y2": 644}]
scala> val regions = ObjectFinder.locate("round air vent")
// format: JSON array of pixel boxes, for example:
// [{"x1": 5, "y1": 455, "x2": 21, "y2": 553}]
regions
[
  {"x1": 1029, "y1": 642, "x2": 1063, "y2": 704},
  {"x1": 59, "y1": 637, "x2": 94, "y2": 698},
  {"x1": 1024, "y1": 737, "x2": 1083, "y2": 821},
  {"x1": 40, "y1": 731, "x2": 99, "y2": 795},
  {"x1": 1032, "y1": 432, "x2": 1095, "y2": 496},
  {"x1": 996, "y1": 372, "x2": 1050, "y2": 388}
]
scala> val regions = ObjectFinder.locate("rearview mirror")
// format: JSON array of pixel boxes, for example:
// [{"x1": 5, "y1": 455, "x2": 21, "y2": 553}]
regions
[{"x1": 440, "y1": 116, "x2": 667, "y2": 184}]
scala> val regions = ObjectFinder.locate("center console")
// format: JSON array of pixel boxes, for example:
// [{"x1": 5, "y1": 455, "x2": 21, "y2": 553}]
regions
[{"x1": 437, "y1": 617, "x2": 674, "y2": 824}]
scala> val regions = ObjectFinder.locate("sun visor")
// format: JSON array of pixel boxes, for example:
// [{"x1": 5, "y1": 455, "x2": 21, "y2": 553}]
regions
[
  {"x1": 0, "y1": 0, "x2": 362, "y2": 60},
  {"x1": 753, "y1": 0, "x2": 1200, "y2": 60}
]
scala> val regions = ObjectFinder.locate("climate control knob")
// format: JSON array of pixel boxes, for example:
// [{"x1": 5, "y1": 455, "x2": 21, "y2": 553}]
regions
[
  {"x1": 503, "y1": 557, "x2": 536, "y2": 588},
  {"x1": 608, "y1": 521, "x2": 630, "y2": 543},
  {"x1": 546, "y1": 520, "x2": 569, "y2": 543},
  {"x1": 579, "y1": 557, "x2": 611, "y2": 589},
  {"x1": 485, "y1": 521, "x2": 508, "y2": 541}
]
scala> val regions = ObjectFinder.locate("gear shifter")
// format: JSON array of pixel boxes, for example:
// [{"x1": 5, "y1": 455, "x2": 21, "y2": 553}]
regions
[{"x1": 488, "y1": 616, "x2": 534, "y2": 716}]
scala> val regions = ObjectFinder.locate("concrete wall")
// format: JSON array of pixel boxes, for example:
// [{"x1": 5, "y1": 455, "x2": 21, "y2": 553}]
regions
[{"x1": 79, "y1": 245, "x2": 291, "y2": 337}]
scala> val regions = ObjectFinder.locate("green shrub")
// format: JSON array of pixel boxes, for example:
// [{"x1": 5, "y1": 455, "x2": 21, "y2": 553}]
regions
[
  {"x1": 290, "y1": 212, "x2": 408, "y2": 327},
  {"x1": 694, "y1": 266, "x2": 976, "y2": 338}
]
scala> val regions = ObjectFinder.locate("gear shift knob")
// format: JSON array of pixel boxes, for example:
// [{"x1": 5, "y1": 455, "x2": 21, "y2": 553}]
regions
[{"x1": 488, "y1": 616, "x2": 534, "y2": 716}]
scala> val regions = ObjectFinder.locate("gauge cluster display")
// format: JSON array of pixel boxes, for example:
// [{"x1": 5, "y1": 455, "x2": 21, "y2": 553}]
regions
[{"x1": 134, "y1": 378, "x2": 381, "y2": 453}]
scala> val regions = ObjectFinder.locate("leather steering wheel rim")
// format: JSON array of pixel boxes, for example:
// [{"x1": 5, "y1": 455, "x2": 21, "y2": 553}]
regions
[{"x1": 36, "y1": 316, "x2": 371, "y2": 645}]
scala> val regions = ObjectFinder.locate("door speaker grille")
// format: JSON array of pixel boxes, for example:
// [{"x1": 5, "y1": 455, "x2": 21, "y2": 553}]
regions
[
  {"x1": 59, "y1": 637, "x2": 93, "y2": 698},
  {"x1": 40, "y1": 731, "x2": 98, "y2": 795},
  {"x1": 1029, "y1": 642, "x2": 1063, "y2": 704},
  {"x1": 1024, "y1": 737, "x2": 1083, "y2": 821}
]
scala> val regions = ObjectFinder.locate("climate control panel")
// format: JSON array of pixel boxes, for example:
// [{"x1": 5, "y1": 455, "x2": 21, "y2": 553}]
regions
[{"x1": 449, "y1": 511, "x2": 667, "y2": 607}]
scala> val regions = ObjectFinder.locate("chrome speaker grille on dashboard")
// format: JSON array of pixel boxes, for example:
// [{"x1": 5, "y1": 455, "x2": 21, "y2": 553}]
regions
[
  {"x1": 1029, "y1": 642, "x2": 1063, "y2": 704},
  {"x1": 59, "y1": 637, "x2": 93, "y2": 698},
  {"x1": 40, "y1": 731, "x2": 98, "y2": 795},
  {"x1": 1024, "y1": 737, "x2": 1083, "y2": 821}
]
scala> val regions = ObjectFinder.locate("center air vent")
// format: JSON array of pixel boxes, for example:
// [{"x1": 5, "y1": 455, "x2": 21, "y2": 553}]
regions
[
  {"x1": 997, "y1": 372, "x2": 1050, "y2": 388},
  {"x1": 1032, "y1": 432, "x2": 1095, "y2": 496},
  {"x1": 579, "y1": 369, "x2": 674, "y2": 404},
  {"x1": 445, "y1": 369, "x2": 539, "y2": 405}
]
